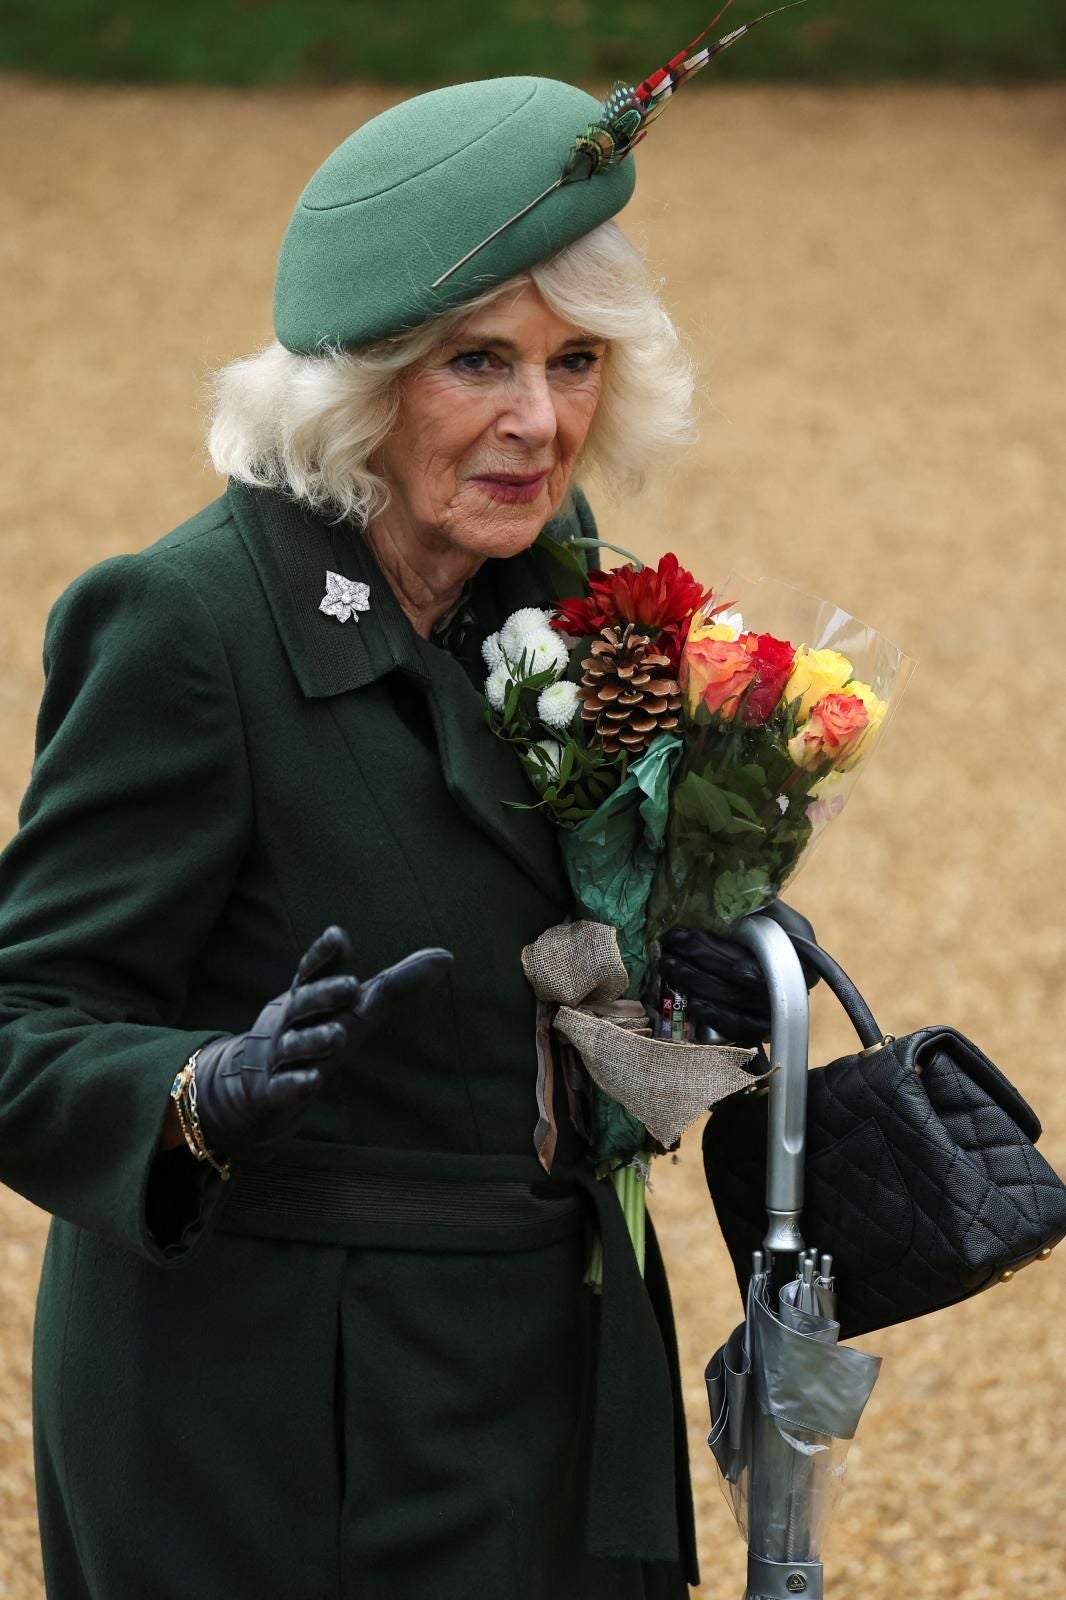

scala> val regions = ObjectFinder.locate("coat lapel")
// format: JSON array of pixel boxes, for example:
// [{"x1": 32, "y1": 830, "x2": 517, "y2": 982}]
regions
[
  {"x1": 227, "y1": 480, "x2": 398, "y2": 696},
  {"x1": 227, "y1": 482, "x2": 574, "y2": 904}
]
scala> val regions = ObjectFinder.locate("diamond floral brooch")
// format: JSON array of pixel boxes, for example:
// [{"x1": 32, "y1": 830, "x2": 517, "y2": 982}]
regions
[{"x1": 320, "y1": 571, "x2": 370, "y2": 624}]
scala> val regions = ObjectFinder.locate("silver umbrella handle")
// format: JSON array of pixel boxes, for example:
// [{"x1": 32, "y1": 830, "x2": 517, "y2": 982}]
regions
[
  {"x1": 731, "y1": 915, "x2": 809, "y2": 1258},
  {"x1": 748, "y1": 1552, "x2": 823, "y2": 1599}
]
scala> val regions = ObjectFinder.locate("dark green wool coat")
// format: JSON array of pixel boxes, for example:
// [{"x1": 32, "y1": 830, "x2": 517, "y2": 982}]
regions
[{"x1": 0, "y1": 482, "x2": 697, "y2": 1600}]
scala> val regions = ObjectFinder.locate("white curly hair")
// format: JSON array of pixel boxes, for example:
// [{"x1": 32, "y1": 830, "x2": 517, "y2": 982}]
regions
[{"x1": 207, "y1": 221, "x2": 695, "y2": 525}]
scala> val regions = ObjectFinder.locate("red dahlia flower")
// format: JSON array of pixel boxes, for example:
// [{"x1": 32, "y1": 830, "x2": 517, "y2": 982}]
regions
[
  {"x1": 552, "y1": 554, "x2": 712, "y2": 673},
  {"x1": 551, "y1": 591, "x2": 612, "y2": 637}
]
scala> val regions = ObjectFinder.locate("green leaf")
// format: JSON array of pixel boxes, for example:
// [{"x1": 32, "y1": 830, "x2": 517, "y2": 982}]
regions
[
  {"x1": 522, "y1": 666, "x2": 561, "y2": 692},
  {"x1": 724, "y1": 789, "x2": 759, "y2": 821},
  {"x1": 591, "y1": 1088, "x2": 648, "y2": 1165},
  {"x1": 532, "y1": 532, "x2": 588, "y2": 586},
  {"x1": 721, "y1": 815, "x2": 765, "y2": 836},
  {"x1": 672, "y1": 772, "x2": 733, "y2": 832},
  {"x1": 711, "y1": 866, "x2": 774, "y2": 927}
]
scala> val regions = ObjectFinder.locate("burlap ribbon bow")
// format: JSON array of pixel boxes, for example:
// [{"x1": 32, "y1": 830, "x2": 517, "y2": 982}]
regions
[{"x1": 522, "y1": 920, "x2": 762, "y2": 1167}]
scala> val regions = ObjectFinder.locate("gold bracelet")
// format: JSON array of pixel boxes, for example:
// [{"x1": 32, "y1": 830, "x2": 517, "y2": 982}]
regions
[{"x1": 170, "y1": 1049, "x2": 232, "y2": 1181}]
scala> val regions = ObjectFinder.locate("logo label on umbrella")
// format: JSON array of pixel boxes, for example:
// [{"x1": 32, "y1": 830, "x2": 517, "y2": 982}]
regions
[{"x1": 786, "y1": 1577, "x2": 808, "y2": 1594}]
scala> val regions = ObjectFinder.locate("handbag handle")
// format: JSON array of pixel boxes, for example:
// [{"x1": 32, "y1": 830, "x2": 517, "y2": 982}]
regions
[
  {"x1": 790, "y1": 934, "x2": 884, "y2": 1049},
  {"x1": 789, "y1": 933, "x2": 1043, "y2": 1139}
]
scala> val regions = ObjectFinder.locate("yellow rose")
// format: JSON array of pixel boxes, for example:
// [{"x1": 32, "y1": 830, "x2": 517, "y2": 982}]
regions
[
  {"x1": 687, "y1": 606, "x2": 740, "y2": 644},
  {"x1": 837, "y1": 679, "x2": 887, "y2": 768},
  {"x1": 784, "y1": 647, "x2": 854, "y2": 719},
  {"x1": 847, "y1": 680, "x2": 887, "y2": 734},
  {"x1": 687, "y1": 621, "x2": 739, "y2": 644}
]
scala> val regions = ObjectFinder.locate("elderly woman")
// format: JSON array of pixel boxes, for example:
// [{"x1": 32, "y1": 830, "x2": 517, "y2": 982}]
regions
[{"x1": 0, "y1": 74, "x2": 791, "y2": 1600}]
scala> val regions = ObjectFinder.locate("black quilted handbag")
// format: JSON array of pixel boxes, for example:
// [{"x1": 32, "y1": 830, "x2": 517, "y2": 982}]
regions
[{"x1": 703, "y1": 937, "x2": 1066, "y2": 1338}]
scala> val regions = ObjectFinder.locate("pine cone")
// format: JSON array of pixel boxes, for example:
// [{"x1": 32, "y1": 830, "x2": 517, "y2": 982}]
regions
[{"x1": 578, "y1": 624, "x2": 683, "y2": 756}]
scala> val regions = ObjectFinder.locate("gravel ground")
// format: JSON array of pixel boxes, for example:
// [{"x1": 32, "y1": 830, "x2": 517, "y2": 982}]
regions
[{"x1": 1, "y1": 76, "x2": 1064, "y2": 1598}]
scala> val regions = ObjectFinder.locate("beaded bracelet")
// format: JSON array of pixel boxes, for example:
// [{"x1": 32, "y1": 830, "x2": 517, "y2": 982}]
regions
[{"x1": 170, "y1": 1049, "x2": 232, "y2": 1181}]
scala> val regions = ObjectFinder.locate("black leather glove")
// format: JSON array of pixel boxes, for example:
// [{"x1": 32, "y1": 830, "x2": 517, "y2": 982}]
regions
[
  {"x1": 194, "y1": 925, "x2": 452, "y2": 1159},
  {"x1": 659, "y1": 901, "x2": 819, "y2": 1048}
]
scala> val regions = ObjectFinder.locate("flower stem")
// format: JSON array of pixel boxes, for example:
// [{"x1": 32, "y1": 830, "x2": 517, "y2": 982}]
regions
[
  {"x1": 586, "y1": 1158, "x2": 649, "y2": 1290},
  {"x1": 612, "y1": 1158, "x2": 647, "y2": 1277},
  {"x1": 585, "y1": 1231, "x2": 605, "y2": 1293},
  {"x1": 567, "y1": 537, "x2": 644, "y2": 571},
  {"x1": 634, "y1": 1165, "x2": 646, "y2": 1271}
]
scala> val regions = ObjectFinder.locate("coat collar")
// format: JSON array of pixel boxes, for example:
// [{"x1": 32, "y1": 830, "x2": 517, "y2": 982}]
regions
[
  {"x1": 227, "y1": 479, "x2": 589, "y2": 698},
  {"x1": 227, "y1": 480, "x2": 417, "y2": 697},
  {"x1": 227, "y1": 481, "x2": 587, "y2": 903}
]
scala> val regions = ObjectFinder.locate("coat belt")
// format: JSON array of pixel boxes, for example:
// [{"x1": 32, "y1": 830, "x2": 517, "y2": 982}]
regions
[
  {"x1": 215, "y1": 1140, "x2": 683, "y2": 1569},
  {"x1": 218, "y1": 1159, "x2": 582, "y2": 1254}
]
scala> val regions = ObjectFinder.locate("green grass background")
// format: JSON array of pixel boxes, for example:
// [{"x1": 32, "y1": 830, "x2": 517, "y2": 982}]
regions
[{"x1": 2, "y1": 0, "x2": 1065, "y2": 85}]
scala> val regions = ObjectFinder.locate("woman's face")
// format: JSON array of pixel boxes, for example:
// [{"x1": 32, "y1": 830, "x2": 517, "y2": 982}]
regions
[{"x1": 377, "y1": 282, "x2": 606, "y2": 561}]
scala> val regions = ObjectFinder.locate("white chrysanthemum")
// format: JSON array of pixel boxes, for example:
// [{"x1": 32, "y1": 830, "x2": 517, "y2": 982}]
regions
[
  {"x1": 536, "y1": 679, "x2": 581, "y2": 730},
  {"x1": 519, "y1": 627, "x2": 569, "y2": 677},
  {"x1": 481, "y1": 631, "x2": 505, "y2": 671},
  {"x1": 485, "y1": 665, "x2": 511, "y2": 711},
  {"x1": 528, "y1": 739, "x2": 564, "y2": 780},
  {"x1": 499, "y1": 607, "x2": 553, "y2": 658},
  {"x1": 716, "y1": 609, "x2": 745, "y2": 636}
]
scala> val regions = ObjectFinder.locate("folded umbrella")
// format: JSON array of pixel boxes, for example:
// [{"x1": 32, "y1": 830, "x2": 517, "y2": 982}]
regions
[{"x1": 704, "y1": 917, "x2": 882, "y2": 1600}]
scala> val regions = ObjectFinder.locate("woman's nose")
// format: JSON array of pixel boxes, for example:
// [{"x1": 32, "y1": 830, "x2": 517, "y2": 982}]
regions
[{"x1": 497, "y1": 369, "x2": 558, "y2": 449}]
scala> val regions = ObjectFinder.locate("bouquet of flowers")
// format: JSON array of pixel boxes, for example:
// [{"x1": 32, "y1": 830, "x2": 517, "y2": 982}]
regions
[
  {"x1": 481, "y1": 551, "x2": 912, "y2": 1278},
  {"x1": 645, "y1": 572, "x2": 915, "y2": 950}
]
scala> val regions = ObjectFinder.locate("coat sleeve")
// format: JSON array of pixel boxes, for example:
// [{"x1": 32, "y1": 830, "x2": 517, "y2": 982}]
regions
[{"x1": 0, "y1": 551, "x2": 253, "y2": 1262}]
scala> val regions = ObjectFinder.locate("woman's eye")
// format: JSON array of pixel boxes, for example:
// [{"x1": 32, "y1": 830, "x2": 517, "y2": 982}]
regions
[
  {"x1": 555, "y1": 351, "x2": 600, "y2": 374},
  {"x1": 451, "y1": 350, "x2": 497, "y2": 374}
]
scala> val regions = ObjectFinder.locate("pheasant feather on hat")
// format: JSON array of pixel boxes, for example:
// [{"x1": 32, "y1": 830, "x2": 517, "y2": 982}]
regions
[{"x1": 432, "y1": 0, "x2": 806, "y2": 289}]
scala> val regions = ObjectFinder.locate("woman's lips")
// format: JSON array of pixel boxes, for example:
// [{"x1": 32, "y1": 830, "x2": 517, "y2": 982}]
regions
[{"x1": 471, "y1": 472, "x2": 548, "y2": 505}]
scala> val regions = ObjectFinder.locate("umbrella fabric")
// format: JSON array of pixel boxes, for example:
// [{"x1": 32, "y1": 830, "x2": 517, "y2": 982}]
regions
[
  {"x1": 705, "y1": 1260, "x2": 881, "y2": 1583},
  {"x1": 706, "y1": 1321, "x2": 750, "y2": 1491},
  {"x1": 778, "y1": 1255, "x2": 837, "y2": 1326}
]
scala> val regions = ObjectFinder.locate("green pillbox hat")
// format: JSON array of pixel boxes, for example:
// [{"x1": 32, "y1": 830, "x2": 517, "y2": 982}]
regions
[{"x1": 274, "y1": 76, "x2": 636, "y2": 354}]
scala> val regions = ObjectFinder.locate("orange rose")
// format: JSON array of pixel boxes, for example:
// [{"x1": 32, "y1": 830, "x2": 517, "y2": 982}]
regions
[
  {"x1": 788, "y1": 692, "x2": 870, "y2": 771},
  {"x1": 683, "y1": 636, "x2": 758, "y2": 720}
]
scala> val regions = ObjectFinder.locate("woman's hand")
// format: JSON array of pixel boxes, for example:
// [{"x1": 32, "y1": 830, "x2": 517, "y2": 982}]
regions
[
  {"x1": 659, "y1": 902, "x2": 819, "y2": 1047},
  {"x1": 188, "y1": 926, "x2": 453, "y2": 1160}
]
